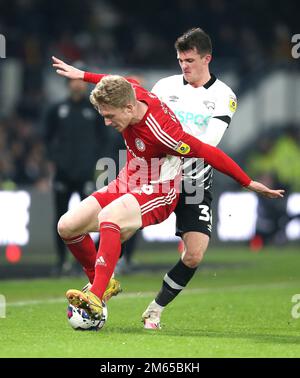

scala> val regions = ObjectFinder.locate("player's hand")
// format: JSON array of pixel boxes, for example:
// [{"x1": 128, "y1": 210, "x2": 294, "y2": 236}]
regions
[
  {"x1": 247, "y1": 180, "x2": 285, "y2": 199},
  {"x1": 52, "y1": 56, "x2": 84, "y2": 80}
]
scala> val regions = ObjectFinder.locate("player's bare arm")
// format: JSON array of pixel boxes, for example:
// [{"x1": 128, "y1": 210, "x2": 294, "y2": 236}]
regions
[
  {"x1": 52, "y1": 56, "x2": 84, "y2": 80},
  {"x1": 246, "y1": 180, "x2": 285, "y2": 199}
]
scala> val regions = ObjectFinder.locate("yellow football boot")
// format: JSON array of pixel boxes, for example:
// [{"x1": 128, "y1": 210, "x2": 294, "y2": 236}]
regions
[{"x1": 66, "y1": 289, "x2": 103, "y2": 319}]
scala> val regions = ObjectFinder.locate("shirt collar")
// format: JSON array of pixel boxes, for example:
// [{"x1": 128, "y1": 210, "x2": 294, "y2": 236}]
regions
[{"x1": 183, "y1": 73, "x2": 217, "y2": 89}]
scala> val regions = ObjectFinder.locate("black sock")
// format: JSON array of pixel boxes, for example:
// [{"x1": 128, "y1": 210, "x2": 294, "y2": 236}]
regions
[{"x1": 155, "y1": 259, "x2": 197, "y2": 307}]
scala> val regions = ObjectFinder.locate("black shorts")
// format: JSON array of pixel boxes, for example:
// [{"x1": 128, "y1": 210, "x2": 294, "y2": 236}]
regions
[{"x1": 175, "y1": 190, "x2": 213, "y2": 238}]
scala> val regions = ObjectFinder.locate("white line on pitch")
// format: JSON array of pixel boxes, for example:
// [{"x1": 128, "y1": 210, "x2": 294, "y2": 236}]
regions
[{"x1": 5, "y1": 281, "x2": 299, "y2": 307}]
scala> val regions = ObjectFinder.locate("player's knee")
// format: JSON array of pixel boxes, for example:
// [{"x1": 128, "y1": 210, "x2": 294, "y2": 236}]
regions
[
  {"x1": 57, "y1": 215, "x2": 74, "y2": 239},
  {"x1": 182, "y1": 247, "x2": 205, "y2": 268}
]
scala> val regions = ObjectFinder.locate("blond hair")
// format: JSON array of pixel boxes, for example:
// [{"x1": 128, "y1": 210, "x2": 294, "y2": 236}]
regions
[{"x1": 90, "y1": 75, "x2": 136, "y2": 109}]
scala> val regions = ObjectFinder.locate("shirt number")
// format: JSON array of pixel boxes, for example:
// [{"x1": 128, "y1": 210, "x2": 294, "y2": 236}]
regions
[{"x1": 199, "y1": 205, "x2": 211, "y2": 222}]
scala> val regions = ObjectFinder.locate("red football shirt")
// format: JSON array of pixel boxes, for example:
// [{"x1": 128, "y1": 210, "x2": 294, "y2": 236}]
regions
[{"x1": 84, "y1": 72, "x2": 251, "y2": 188}]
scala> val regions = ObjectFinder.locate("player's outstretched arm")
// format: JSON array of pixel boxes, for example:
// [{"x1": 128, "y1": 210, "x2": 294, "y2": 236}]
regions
[
  {"x1": 52, "y1": 56, "x2": 140, "y2": 85},
  {"x1": 52, "y1": 56, "x2": 84, "y2": 80},
  {"x1": 247, "y1": 180, "x2": 285, "y2": 199},
  {"x1": 186, "y1": 135, "x2": 285, "y2": 198},
  {"x1": 169, "y1": 132, "x2": 285, "y2": 198}
]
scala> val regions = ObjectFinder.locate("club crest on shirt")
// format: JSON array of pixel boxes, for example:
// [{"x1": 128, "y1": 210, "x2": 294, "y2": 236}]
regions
[
  {"x1": 168, "y1": 95, "x2": 179, "y2": 102},
  {"x1": 203, "y1": 100, "x2": 215, "y2": 111},
  {"x1": 229, "y1": 95, "x2": 237, "y2": 112},
  {"x1": 135, "y1": 138, "x2": 146, "y2": 152},
  {"x1": 175, "y1": 141, "x2": 190, "y2": 155}
]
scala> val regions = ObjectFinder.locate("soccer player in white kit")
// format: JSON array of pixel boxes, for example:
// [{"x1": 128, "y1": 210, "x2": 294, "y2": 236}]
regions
[{"x1": 142, "y1": 28, "x2": 240, "y2": 329}]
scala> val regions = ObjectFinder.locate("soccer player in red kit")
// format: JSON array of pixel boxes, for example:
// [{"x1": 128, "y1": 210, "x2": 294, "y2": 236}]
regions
[{"x1": 52, "y1": 56, "x2": 284, "y2": 319}]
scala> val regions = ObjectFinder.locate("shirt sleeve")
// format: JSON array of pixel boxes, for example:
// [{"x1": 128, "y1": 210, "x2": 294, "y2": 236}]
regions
[
  {"x1": 199, "y1": 88, "x2": 237, "y2": 146},
  {"x1": 84, "y1": 72, "x2": 140, "y2": 85},
  {"x1": 175, "y1": 131, "x2": 251, "y2": 187},
  {"x1": 145, "y1": 113, "x2": 251, "y2": 187},
  {"x1": 151, "y1": 79, "x2": 164, "y2": 100},
  {"x1": 199, "y1": 117, "x2": 228, "y2": 146},
  {"x1": 212, "y1": 88, "x2": 237, "y2": 126}
]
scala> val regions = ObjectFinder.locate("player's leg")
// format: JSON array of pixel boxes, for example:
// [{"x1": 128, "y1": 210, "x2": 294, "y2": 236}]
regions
[
  {"x1": 142, "y1": 232, "x2": 209, "y2": 329},
  {"x1": 68, "y1": 185, "x2": 179, "y2": 319},
  {"x1": 90, "y1": 194, "x2": 142, "y2": 299},
  {"x1": 81, "y1": 230, "x2": 137, "y2": 300},
  {"x1": 57, "y1": 195, "x2": 101, "y2": 282},
  {"x1": 67, "y1": 193, "x2": 142, "y2": 318},
  {"x1": 100, "y1": 229, "x2": 136, "y2": 301},
  {"x1": 156, "y1": 231, "x2": 209, "y2": 305},
  {"x1": 58, "y1": 195, "x2": 101, "y2": 237},
  {"x1": 69, "y1": 180, "x2": 94, "y2": 275},
  {"x1": 142, "y1": 191, "x2": 212, "y2": 329}
]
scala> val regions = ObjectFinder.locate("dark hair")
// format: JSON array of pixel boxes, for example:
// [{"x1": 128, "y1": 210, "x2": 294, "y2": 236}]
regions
[{"x1": 175, "y1": 27, "x2": 212, "y2": 55}]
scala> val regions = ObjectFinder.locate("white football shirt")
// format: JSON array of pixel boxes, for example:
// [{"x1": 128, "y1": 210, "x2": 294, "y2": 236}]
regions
[{"x1": 152, "y1": 74, "x2": 237, "y2": 190}]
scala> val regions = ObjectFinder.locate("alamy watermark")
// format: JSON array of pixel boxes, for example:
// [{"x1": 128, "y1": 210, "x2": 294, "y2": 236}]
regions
[
  {"x1": 291, "y1": 34, "x2": 300, "y2": 59},
  {"x1": 291, "y1": 294, "x2": 300, "y2": 319},
  {"x1": 0, "y1": 295, "x2": 6, "y2": 318},
  {"x1": 0, "y1": 34, "x2": 6, "y2": 58},
  {"x1": 95, "y1": 150, "x2": 205, "y2": 204}
]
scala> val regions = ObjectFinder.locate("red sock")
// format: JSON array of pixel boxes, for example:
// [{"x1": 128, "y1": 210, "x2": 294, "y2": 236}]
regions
[
  {"x1": 63, "y1": 234, "x2": 96, "y2": 283},
  {"x1": 90, "y1": 222, "x2": 121, "y2": 299}
]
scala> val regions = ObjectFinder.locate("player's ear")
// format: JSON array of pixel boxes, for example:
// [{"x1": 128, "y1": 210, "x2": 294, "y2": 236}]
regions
[
  {"x1": 126, "y1": 103, "x2": 135, "y2": 114},
  {"x1": 204, "y1": 54, "x2": 212, "y2": 64}
]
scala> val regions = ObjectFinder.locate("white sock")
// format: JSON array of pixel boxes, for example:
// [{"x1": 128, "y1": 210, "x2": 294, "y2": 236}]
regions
[{"x1": 151, "y1": 300, "x2": 165, "y2": 313}]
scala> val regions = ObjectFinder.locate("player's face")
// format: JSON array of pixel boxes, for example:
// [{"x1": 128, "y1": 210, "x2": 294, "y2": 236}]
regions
[
  {"x1": 97, "y1": 103, "x2": 133, "y2": 132},
  {"x1": 177, "y1": 48, "x2": 211, "y2": 86}
]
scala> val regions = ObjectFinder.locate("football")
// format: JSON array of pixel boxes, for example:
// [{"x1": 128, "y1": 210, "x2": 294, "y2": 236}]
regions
[{"x1": 67, "y1": 302, "x2": 108, "y2": 331}]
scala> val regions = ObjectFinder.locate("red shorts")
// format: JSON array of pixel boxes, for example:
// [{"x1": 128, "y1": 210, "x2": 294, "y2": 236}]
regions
[{"x1": 92, "y1": 178, "x2": 179, "y2": 228}]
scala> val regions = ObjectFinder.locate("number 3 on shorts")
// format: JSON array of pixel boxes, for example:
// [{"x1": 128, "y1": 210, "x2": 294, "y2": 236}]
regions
[{"x1": 198, "y1": 204, "x2": 211, "y2": 222}]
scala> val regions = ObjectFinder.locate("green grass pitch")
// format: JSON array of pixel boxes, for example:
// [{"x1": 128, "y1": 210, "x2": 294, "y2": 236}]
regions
[{"x1": 0, "y1": 246, "x2": 300, "y2": 358}]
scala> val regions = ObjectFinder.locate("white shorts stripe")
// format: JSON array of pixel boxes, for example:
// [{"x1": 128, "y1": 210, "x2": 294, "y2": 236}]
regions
[
  {"x1": 140, "y1": 188, "x2": 176, "y2": 211},
  {"x1": 141, "y1": 193, "x2": 177, "y2": 214},
  {"x1": 141, "y1": 189, "x2": 177, "y2": 215},
  {"x1": 141, "y1": 194, "x2": 177, "y2": 216}
]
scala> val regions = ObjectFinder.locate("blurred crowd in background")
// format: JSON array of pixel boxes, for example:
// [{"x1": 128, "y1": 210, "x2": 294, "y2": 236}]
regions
[
  {"x1": 0, "y1": 0, "x2": 299, "y2": 191},
  {"x1": 0, "y1": 0, "x2": 297, "y2": 69}
]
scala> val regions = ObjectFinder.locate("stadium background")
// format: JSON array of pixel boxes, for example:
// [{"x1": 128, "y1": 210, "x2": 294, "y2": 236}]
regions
[{"x1": 0, "y1": 0, "x2": 299, "y2": 277}]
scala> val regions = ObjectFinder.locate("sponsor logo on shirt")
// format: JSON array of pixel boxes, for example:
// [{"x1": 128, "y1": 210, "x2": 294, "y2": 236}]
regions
[
  {"x1": 174, "y1": 110, "x2": 211, "y2": 127},
  {"x1": 175, "y1": 141, "x2": 190, "y2": 155},
  {"x1": 229, "y1": 96, "x2": 237, "y2": 112}
]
